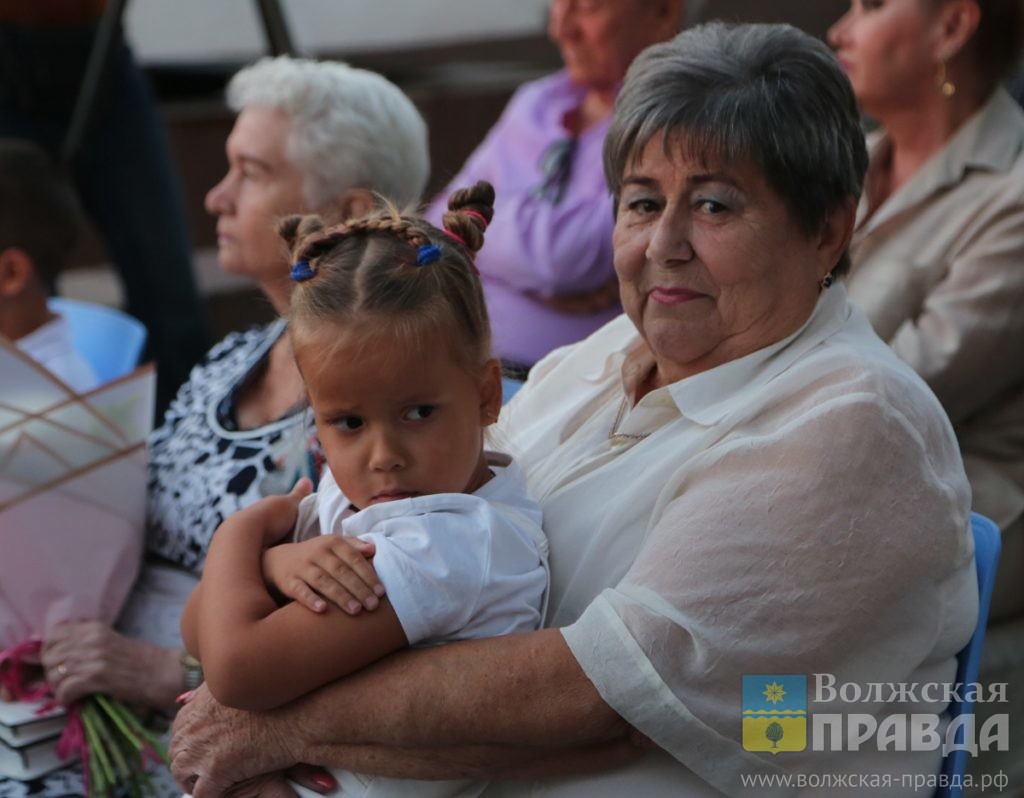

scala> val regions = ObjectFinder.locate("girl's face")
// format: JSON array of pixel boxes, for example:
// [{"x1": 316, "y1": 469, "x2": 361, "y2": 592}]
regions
[{"x1": 296, "y1": 324, "x2": 502, "y2": 511}]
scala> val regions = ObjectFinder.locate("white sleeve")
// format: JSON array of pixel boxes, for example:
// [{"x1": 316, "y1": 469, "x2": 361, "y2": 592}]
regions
[
  {"x1": 560, "y1": 393, "x2": 976, "y2": 793},
  {"x1": 316, "y1": 468, "x2": 349, "y2": 536},
  {"x1": 345, "y1": 505, "x2": 493, "y2": 645},
  {"x1": 291, "y1": 493, "x2": 320, "y2": 542}
]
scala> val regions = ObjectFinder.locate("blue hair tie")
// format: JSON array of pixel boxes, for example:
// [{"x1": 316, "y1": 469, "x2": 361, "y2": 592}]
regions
[
  {"x1": 416, "y1": 244, "x2": 442, "y2": 266},
  {"x1": 290, "y1": 260, "x2": 315, "y2": 282}
]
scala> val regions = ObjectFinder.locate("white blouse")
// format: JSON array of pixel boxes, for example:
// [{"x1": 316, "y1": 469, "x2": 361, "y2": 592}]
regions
[{"x1": 490, "y1": 286, "x2": 976, "y2": 796}]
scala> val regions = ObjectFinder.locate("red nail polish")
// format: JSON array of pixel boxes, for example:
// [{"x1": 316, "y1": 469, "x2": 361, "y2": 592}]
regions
[
  {"x1": 176, "y1": 690, "x2": 195, "y2": 704},
  {"x1": 312, "y1": 773, "x2": 337, "y2": 790}
]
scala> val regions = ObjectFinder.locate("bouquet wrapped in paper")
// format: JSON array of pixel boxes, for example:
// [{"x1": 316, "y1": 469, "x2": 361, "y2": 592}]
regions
[
  {"x1": 0, "y1": 336, "x2": 152, "y2": 647},
  {"x1": 0, "y1": 336, "x2": 164, "y2": 793}
]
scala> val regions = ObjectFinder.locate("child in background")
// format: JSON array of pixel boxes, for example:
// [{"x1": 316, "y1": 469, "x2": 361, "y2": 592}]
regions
[
  {"x1": 0, "y1": 139, "x2": 97, "y2": 392},
  {"x1": 181, "y1": 181, "x2": 548, "y2": 798}
]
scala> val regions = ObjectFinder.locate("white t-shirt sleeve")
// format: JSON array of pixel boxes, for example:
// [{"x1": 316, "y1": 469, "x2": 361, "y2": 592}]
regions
[
  {"x1": 315, "y1": 462, "x2": 547, "y2": 647},
  {"x1": 344, "y1": 504, "x2": 493, "y2": 645}
]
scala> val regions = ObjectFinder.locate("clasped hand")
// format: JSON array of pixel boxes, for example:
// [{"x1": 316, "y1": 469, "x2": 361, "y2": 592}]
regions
[{"x1": 243, "y1": 479, "x2": 386, "y2": 616}]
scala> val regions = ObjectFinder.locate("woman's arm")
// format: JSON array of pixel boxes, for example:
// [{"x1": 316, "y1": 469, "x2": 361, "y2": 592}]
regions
[
  {"x1": 887, "y1": 203, "x2": 1024, "y2": 423},
  {"x1": 187, "y1": 485, "x2": 407, "y2": 712},
  {"x1": 170, "y1": 628, "x2": 628, "y2": 796}
]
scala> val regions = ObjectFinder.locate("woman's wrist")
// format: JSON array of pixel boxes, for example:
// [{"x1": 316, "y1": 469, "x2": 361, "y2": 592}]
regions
[{"x1": 141, "y1": 644, "x2": 194, "y2": 710}]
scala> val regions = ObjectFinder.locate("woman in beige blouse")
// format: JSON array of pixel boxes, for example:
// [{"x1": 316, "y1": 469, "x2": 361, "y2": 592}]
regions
[
  {"x1": 829, "y1": 0, "x2": 1024, "y2": 620},
  {"x1": 170, "y1": 24, "x2": 975, "y2": 797}
]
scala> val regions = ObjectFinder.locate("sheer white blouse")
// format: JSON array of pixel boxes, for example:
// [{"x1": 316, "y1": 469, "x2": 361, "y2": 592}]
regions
[{"x1": 490, "y1": 286, "x2": 976, "y2": 797}]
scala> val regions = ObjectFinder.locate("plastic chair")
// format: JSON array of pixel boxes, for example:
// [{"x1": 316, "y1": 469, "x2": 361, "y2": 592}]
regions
[
  {"x1": 501, "y1": 376, "x2": 525, "y2": 405},
  {"x1": 48, "y1": 297, "x2": 147, "y2": 384},
  {"x1": 936, "y1": 512, "x2": 1002, "y2": 798}
]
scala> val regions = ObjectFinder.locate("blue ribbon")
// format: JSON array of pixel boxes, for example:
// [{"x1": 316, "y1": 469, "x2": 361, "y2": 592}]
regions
[
  {"x1": 290, "y1": 260, "x2": 315, "y2": 281},
  {"x1": 416, "y1": 244, "x2": 442, "y2": 266}
]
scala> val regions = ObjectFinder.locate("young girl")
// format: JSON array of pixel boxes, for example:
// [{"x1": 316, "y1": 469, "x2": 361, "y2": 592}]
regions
[{"x1": 180, "y1": 181, "x2": 548, "y2": 798}]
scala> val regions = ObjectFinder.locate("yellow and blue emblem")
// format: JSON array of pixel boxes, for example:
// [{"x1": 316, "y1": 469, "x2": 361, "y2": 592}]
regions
[{"x1": 742, "y1": 674, "x2": 806, "y2": 754}]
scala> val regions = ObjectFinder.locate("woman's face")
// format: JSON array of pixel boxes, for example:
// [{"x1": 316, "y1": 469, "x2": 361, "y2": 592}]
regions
[
  {"x1": 613, "y1": 134, "x2": 847, "y2": 387},
  {"x1": 828, "y1": 0, "x2": 945, "y2": 115},
  {"x1": 205, "y1": 105, "x2": 308, "y2": 285},
  {"x1": 548, "y1": 0, "x2": 678, "y2": 93}
]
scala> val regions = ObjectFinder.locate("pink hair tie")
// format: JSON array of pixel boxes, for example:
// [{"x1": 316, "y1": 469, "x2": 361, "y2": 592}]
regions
[
  {"x1": 462, "y1": 209, "x2": 489, "y2": 228},
  {"x1": 443, "y1": 227, "x2": 468, "y2": 248}
]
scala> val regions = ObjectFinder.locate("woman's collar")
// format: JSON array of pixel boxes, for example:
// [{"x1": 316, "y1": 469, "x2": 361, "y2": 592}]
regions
[{"x1": 627, "y1": 285, "x2": 851, "y2": 426}]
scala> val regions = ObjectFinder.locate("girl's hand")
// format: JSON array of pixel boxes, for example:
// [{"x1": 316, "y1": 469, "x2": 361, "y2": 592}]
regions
[
  {"x1": 236, "y1": 479, "x2": 314, "y2": 546},
  {"x1": 262, "y1": 536, "x2": 384, "y2": 616}
]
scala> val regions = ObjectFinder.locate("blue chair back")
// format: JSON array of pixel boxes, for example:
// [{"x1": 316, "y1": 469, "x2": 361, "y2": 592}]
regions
[
  {"x1": 936, "y1": 512, "x2": 1001, "y2": 798},
  {"x1": 501, "y1": 375, "x2": 525, "y2": 405},
  {"x1": 48, "y1": 297, "x2": 147, "y2": 384}
]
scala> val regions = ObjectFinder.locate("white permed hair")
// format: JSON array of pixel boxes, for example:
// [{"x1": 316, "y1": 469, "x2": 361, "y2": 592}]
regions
[{"x1": 226, "y1": 56, "x2": 429, "y2": 210}]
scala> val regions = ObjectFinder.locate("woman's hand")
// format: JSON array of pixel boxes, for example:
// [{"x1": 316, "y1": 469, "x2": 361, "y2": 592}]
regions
[
  {"x1": 262, "y1": 536, "x2": 383, "y2": 615},
  {"x1": 40, "y1": 621, "x2": 183, "y2": 709},
  {"x1": 170, "y1": 685, "x2": 302, "y2": 798}
]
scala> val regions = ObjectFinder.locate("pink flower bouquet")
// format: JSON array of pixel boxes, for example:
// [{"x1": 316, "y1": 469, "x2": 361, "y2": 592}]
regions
[{"x1": 0, "y1": 337, "x2": 163, "y2": 794}]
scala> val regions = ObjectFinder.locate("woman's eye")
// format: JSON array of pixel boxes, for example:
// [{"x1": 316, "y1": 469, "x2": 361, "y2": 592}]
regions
[
  {"x1": 334, "y1": 416, "x2": 363, "y2": 431},
  {"x1": 405, "y1": 405, "x2": 435, "y2": 421},
  {"x1": 696, "y1": 198, "x2": 728, "y2": 214},
  {"x1": 624, "y1": 197, "x2": 660, "y2": 215}
]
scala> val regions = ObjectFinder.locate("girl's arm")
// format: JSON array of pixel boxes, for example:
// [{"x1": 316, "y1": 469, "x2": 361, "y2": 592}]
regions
[{"x1": 183, "y1": 482, "x2": 408, "y2": 712}]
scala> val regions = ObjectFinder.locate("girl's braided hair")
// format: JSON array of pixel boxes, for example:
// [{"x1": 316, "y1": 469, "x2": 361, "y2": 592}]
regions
[{"x1": 281, "y1": 180, "x2": 495, "y2": 370}]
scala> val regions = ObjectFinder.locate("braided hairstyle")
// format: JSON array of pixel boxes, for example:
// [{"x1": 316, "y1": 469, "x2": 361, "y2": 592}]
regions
[{"x1": 282, "y1": 180, "x2": 495, "y2": 371}]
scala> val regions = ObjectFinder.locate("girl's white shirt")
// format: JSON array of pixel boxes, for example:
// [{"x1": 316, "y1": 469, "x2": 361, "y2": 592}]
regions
[{"x1": 295, "y1": 453, "x2": 549, "y2": 647}]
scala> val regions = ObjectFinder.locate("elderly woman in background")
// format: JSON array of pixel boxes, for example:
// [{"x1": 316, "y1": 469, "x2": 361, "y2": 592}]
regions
[
  {"x1": 427, "y1": 0, "x2": 683, "y2": 375},
  {"x1": 0, "y1": 56, "x2": 428, "y2": 798},
  {"x1": 829, "y1": 0, "x2": 1024, "y2": 622},
  {"x1": 171, "y1": 23, "x2": 975, "y2": 797}
]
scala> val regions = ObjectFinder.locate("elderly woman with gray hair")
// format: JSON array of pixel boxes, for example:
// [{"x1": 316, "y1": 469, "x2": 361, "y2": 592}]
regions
[
  {"x1": 170, "y1": 24, "x2": 975, "y2": 798},
  {"x1": 1, "y1": 56, "x2": 428, "y2": 798}
]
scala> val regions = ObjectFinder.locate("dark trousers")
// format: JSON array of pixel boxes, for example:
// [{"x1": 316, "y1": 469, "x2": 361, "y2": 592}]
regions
[{"x1": 0, "y1": 22, "x2": 210, "y2": 413}]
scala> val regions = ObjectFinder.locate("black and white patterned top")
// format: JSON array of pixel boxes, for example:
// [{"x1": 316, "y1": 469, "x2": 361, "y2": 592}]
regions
[{"x1": 146, "y1": 319, "x2": 318, "y2": 573}]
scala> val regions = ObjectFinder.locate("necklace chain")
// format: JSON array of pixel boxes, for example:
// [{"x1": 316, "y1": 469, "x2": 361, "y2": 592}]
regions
[{"x1": 608, "y1": 396, "x2": 650, "y2": 442}]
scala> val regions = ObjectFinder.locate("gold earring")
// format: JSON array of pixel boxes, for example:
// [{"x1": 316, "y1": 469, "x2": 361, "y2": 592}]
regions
[{"x1": 937, "y1": 60, "x2": 956, "y2": 97}]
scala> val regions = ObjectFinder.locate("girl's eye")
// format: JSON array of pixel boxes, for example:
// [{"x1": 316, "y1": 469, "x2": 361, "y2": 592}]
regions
[
  {"x1": 405, "y1": 405, "x2": 435, "y2": 422},
  {"x1": 334, "y1": 416, "x2": 363, "y2": 431}
]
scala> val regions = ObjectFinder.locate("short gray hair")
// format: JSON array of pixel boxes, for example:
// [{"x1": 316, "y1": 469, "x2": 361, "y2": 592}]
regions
[
  {"x1": 227, "y1": 56, "x2": 429, "y2": 210},
  {"x1": 605, "y1": 22, "x2": 867, "y2": 276}
]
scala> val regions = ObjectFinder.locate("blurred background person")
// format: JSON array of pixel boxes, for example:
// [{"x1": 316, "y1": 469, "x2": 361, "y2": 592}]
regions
[
  {"x1": 0, "y1": 138, "x2": 96, "y2": 391},
  {"x1": 427, "y1": 0, "x2": 684, "y2": 377},
  {"x1": 0, "y1": 0, "x2": 210, "y2": 412},
  {"x1": 829, "y1": 0, "x2": 1024, "y2": 623},
  {"x1": 0, "y1": 55, "x2": 428, "y2": 798}
]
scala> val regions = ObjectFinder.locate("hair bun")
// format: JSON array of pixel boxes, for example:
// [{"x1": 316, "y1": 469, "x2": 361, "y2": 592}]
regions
[
  {"x1": 441, "y1": 180, "x2": 495, "y2": 255},
  {"x1": 277, "y1": 213, "x2": 326, "y2": 255}
]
